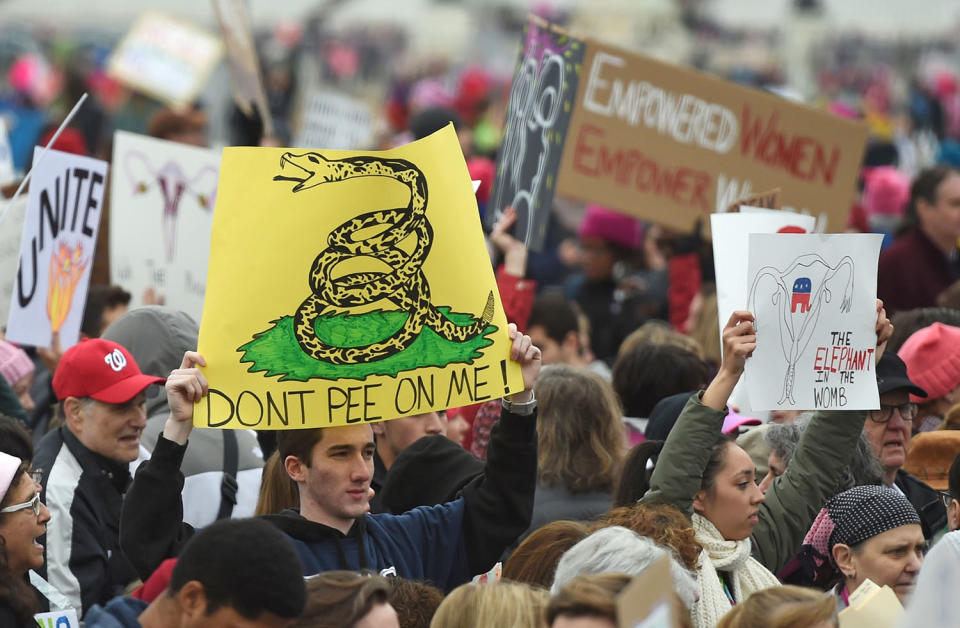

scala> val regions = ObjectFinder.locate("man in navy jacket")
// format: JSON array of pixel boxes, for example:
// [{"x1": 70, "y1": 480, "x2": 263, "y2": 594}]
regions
[{"x1": 120, "y1": 324, "x2": 541, "y2": 591}]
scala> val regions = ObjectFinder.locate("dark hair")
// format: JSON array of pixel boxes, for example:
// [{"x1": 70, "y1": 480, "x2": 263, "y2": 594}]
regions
[
  {"x1": 386, "y1": 577, "x2": 444, "y2": 628},
  {"x1": 502, "y1": 520, "x2": 589, "y2": 588},
  {"x1": 612, "y1": 343, "x2": 710, "y2": 418},
  {"x1": 81, "y1": 285, "x2": 131, "y2": 338},
  {"x1": 950, "y1": 452, "x2": 960, "y2": 501},
  {"x1": 276, "y1": 429, "x2": 325, "y2": 469},
  {"x1": 888, "y1": 307, "x2": 960, "y2": 353},
  {"x1": 528, "y1": 291, "x2": 580, "y2": 345},
  {"x1": 0, "y1": 415, "x2": 33, "y2": 462},
  {"x1": 168, "y1": 518, "x2": 305, "y2": 619},
  {"x1": 701, "y1": 435, "x2": 735, "y2": 494},
  {"x1": 901, "y1": 165, "x2": 960, "y2": 231},
  {"x1": 613, "y1": 440, "x2": 664, "y2": 507},
  {"x1": 0, "y1": 466, "x2": 41, "y2": 621},
  {"x1": 294, "y1": 571, "x2": 391, "y2": 628}
]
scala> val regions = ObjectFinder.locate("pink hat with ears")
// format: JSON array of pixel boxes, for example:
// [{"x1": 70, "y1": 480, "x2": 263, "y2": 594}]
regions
[{"x1": 0, "y1": 452, "x2": 22, "y2": 504}]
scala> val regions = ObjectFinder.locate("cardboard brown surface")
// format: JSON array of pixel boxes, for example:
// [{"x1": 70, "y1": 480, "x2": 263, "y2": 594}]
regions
[
  {"x1": 556, "y1": 39, "x2": 868, "y2": 233},
  {"x1": 616, "y1": 556, "x2": 678, "y2": 628},
  {"x1": 726, "y1": 187, "x2": 781, "y2": 213}
]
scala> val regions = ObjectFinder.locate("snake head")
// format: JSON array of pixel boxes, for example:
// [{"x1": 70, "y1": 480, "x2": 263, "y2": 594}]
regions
[{"x1": 274, "y1": 152, "x2": 334, "y2": 192}]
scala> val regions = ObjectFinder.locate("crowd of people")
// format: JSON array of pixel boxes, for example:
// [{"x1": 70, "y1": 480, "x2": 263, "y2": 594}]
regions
[{"x1": 3, "y1": 5, "x2": 960, "y2": 628}]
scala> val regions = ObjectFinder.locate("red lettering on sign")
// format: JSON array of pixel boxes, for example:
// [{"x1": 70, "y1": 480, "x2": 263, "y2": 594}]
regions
[
  {"x1": 571, "y1": 123, "x2": 711, "y2": 212},
  {"x1": 739, "y1": 105, "x2": 841, "y2": 186}
]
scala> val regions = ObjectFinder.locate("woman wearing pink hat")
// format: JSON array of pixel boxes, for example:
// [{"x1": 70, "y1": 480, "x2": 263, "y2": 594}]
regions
[{"x1": 0, "y1": 451, "x2": 51, "y2": 625}]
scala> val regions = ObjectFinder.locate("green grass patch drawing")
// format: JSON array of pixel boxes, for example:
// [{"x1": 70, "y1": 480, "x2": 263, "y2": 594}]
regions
[{"x1": 239, "y1": 308, "x2": 496, "y2": 381}]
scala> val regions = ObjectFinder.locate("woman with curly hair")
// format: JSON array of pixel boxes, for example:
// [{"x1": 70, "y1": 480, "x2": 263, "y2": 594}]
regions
[{"x1": 0, "y1": 451, "x2": 51, "y2": 626}]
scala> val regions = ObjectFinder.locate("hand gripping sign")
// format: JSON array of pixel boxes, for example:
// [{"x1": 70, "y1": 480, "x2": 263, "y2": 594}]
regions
[
  {"x1": 743, "y1": 233, "x2": 882, "y2": 412},
  {"x1": 195, "y1": 125, "x2": 523, "y2": 429}
]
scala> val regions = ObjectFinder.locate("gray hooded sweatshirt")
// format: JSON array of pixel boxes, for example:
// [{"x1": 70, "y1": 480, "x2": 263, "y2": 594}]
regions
[{"x1": 102, "y1": 306, "x2": 263, "y2": 526}]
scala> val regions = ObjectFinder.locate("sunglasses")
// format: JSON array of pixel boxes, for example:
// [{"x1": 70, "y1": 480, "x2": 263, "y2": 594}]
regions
[{"x1": 0, "y1": 492, "x2": 42, "y2": 517}]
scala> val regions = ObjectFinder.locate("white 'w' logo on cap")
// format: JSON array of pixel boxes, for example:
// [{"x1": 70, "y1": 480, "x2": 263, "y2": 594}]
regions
[{"x1": 104, "y1": 349, "x2": 127, "y2": 372}]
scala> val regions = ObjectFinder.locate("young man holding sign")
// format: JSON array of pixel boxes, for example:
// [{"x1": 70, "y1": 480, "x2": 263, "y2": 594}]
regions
[{"x1": 121, "y1": 324, "x2": 541, "y2": 591}]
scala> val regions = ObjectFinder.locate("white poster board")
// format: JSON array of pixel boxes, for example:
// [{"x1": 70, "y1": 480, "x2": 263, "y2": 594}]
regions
[
  {"x1": 106, "y1": 12, "x2": 223, "y2": 108},
  {"x1": 110, "y1": 131, "x2": 219, "y2": 322},
  {"x1": 744, "y1": 233, "x2": 883, "y2": 412},
  {"x1": 711, "y1": 210, "x2": 816, "y2": 416},
  {"x1": 34, "y1": 609, "x2": 79, "y2": 628},
  {"x1": 6, "y1": 149, "x2": 107, "y2": 349},
  {"x1": 0, "y1": 195, "x2": 28, "y2": 325},
  {"x1": 295, "y1": 89, "x2": 374, "y2": 150}
]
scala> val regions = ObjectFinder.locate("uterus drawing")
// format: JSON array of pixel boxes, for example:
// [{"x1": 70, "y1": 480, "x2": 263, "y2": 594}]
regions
[
  {"x1": 124, "y1": 152, "x2": 218, "y2": 262},
  {"x1": 747, "y1": 254, "x2": 854, "y2": 405}
]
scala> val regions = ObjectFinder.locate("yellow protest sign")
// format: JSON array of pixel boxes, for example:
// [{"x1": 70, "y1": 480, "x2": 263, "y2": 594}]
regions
[{"x1": 194, "y1": 126, "x2": 523, "y2": 429}]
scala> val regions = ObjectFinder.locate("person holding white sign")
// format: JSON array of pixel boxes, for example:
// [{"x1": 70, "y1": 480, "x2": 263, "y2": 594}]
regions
[{"x1": 639, "y1": 304, "x2": 892, "y2": 627}]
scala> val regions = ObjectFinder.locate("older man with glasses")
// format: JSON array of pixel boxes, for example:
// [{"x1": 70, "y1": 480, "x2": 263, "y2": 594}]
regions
[{"x1": 863, "y1": 354, "x2": 947, "y2": 540}]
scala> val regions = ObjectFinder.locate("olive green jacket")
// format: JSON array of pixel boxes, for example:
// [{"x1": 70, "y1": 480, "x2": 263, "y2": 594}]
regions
[{"x1": 641, "y1": 393, "x2": 866, "y2": 573}]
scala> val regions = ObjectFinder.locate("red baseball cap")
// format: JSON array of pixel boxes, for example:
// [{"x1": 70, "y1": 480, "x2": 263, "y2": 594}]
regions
[{"x1": 52, "y1": 338, "x2": 165, "y2": 403}]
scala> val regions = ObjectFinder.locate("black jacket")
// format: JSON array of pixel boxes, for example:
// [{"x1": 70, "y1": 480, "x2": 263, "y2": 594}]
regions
[
  {"x1": 895, "y1": 468, "x2": 947, "y2": 541},
  {"x1": 120, "y1": 409, "x2": 538, "y2": 585},
  {"x1": 33, "y1": 427, "x2": 139, "y2": 616}
]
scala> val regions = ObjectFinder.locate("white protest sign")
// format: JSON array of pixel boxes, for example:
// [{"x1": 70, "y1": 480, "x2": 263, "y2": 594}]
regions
[
  {"x1": 6, "y1": 149, "x2": 107, "y2": 349},
  {"x1": 107, "y1": 12, "x2": 223, "y2": 108},
  {"x1": 0, "y1": 195, "x2": 28, "y2": 324},
  {"x1": 744, "y1": 233, "x2": 883, "y2": 412},
  {"x1": 711, "y1": 210, "x2": 816, "y2": 416},
  {"x1": 110, "y1": 131, "x2": 219, "y2": 322},
  {"x1": 295, "y1": 89, "x2": 374, "y2": 150},
  {"x1": 0, "y1": 118, "x2": 15, "y2": 185},
  {"x1": 34, "y1": 609, "x2": 79, "y2": 628}
]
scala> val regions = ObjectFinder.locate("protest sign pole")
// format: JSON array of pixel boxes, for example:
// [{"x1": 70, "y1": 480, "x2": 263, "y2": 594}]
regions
[{"x1": 0, "y1": 92, "x2": 88, "y2": 227}]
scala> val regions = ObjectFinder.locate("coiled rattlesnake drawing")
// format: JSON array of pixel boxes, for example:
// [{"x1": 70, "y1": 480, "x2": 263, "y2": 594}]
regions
[{"x1": 273, "y1": 152, "x2": 494, "y2": 365}]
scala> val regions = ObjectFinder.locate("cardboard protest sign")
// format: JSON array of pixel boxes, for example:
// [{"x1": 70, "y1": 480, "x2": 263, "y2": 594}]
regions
[
  {"x1": 6, "y1": 149, "x2": 107, "y2": 349},
  {"x1": 489, "y1": 18, "x2": 584, "y2": 251},
  {"x1": 110, "y1": 131, "x2": 219, "y2": 322},
  {"x1": 743, "y1": 233, "x2": 882, "y2": 412},
  {"x1": 616, "y1": 556, "x2": 679, "y2": 628},
  {"x1": 726, "y1": 187, "x2": 780, "y2": 213},
  {"x1": 556, "y1": 39, "x2": 868, "y2": 233},
  {"x1": 34, "y1": 609, "x2": 79, "y2": 628},
  {"x1": 212, "y1": 0, "x2": 273, "y2": 136},
  {"x1": 0, "y1": 194, "x2": 28, "y2": 325},
  {"x1": 107, "y1": 12, "x2": 223, "y2": 108},
  {"x1": 711, "y1": 211, "x2": 816, "y2": 416},
  {"x1": 195, "y1": 125, "x2": 523, "y2": 430},
  {"x1": 295, "y1": 89, "x2": 375, "y2": 151}
]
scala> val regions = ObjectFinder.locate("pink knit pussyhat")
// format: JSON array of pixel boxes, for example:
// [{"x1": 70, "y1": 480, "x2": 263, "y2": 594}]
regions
[{"x1": 898, "y1": 323, "x2": 960, "y2": 403}]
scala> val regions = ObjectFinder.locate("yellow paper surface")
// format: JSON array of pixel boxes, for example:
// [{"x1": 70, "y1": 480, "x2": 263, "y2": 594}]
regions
[{"x1": 194, "y1": 126, "x2": 523, "y2": 429}]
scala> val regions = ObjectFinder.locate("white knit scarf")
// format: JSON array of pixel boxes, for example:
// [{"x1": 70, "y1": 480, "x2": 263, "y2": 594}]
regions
[{"x1": 691, "y1": 514, "x2": 781, "y2": 628}]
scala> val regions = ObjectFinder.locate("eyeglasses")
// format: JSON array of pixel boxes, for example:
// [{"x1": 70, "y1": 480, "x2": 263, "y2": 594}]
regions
[
  {"x1": 868, "y1": 403, "x2": 918, "y2": 423},
  {"x1": 940, "y1": 491, "x2": 956, "y2": 509},
  {"x1": 0, "y1": 492, "x2": 42, "y2": 517}
]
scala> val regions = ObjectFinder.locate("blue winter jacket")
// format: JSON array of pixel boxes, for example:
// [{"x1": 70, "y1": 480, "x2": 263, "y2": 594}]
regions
[{"x1": 120, "y1": 409, "x2": 538, "y2": 592}]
